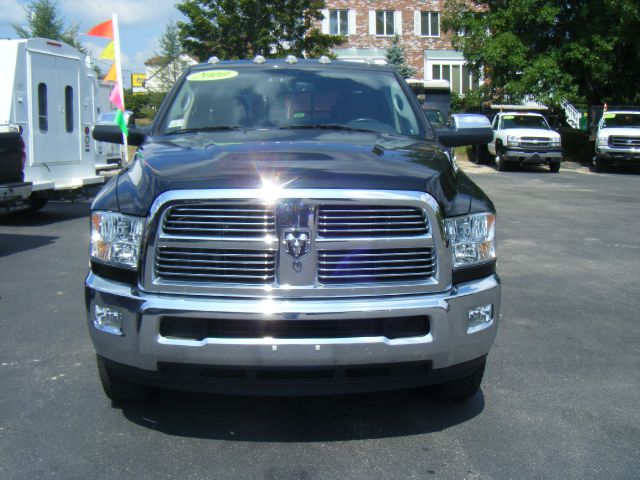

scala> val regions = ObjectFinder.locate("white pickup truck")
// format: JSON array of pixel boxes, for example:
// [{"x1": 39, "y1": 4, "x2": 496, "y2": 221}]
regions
[
  {"x1": 487, "y1": 112, "x2": 562, "y2": 172},
  {"x1": 593, "y1": 110, "x2": 640, "y2": 172}
]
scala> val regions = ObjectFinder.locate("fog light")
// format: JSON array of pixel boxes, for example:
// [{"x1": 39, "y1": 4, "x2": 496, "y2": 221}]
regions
[
  {"x1": 94, "y1": 305, "x2": 124, "y2": 336},
  {"x1": 467, "y1": 304, "x2": 494, "y2": 334}
]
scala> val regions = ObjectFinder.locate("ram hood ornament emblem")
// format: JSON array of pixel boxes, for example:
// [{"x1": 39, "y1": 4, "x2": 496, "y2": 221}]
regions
[{"x1": 283, "y1": 230, "x2": 311, "y2": 259}]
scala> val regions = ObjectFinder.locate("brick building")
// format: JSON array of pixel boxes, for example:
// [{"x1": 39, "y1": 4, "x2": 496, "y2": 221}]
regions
[{"x1": 319, "y1": 1, "x2": 480, "y2": 94}]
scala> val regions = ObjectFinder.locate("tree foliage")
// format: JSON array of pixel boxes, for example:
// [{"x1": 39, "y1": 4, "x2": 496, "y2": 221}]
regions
[
  {"x1": 443, "y1": 0, "x2": 640, "y2": 105},
  {"x1": 151, "y1": 22, "x2": 194, "y2": 92},
  {"x1": 385, "y1": 36, "x2": 417, "y2": 79},
  {"x1": 176, "y1": 0, "x2": 344, "y2": 60},
  {"x1": 13, "y1": 0, "x2": 85, "y2": 53}
]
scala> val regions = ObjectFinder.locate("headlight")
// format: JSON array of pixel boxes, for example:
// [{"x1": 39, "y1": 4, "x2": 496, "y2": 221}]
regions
[
  {"x1": 507, "y1": 135, "x2": 520, "y2": 147},
  {"x1": 445, "y1": 213, "x2": 496, "y2": 268},
  {"x1": 549, "y1": 138, "x2": 561, "y2": 148},
  {"x1": 90, "y1": 211, "x2": 145, "y2": 269},
  {"x1": 597, "y1": 135, "x2": 608, "y2": 146}
]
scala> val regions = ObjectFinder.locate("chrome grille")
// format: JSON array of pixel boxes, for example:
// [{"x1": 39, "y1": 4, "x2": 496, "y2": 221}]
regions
[
  {"x1": 318, "y1": 248, "x2": 435, "y2": 284},
  {"x1": 610, "y1": 136, "x2": 640, "y2": 148},
  {"x1": 155, "y1": 247, "x2": 275, "y2": 284},
  {"x1": 519, "y1": 137, "x2": 550, "y2": 149},
  {"x1": 318, "y1": 206, "x2": 428, "y2": 238},
  {"x1": 163, "y1": 204, "x2": 275, "y2": 238}
]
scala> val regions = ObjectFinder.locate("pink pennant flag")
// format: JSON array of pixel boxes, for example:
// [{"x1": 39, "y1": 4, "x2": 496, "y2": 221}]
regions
[{"x1": 109, "y1": 84, "x2": 124, "y2": 111}]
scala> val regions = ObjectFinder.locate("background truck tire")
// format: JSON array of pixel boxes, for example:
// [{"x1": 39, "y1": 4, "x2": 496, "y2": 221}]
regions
[
  {"x1": 28, "y1": 192, "x2": 48, "y2": 212},
  {"x1": 591, "y1": 155, "x2": 608, "y2": 173},
  {"x1": 97, "y1": 356, "x2": 148, "y2": 403},
  {"x1": 549, "y1": 162, "x2": 561, "y2": 173},
  {"x1": 432, "y1": 361, "x2": 486, "y2": 401},
  {"x1": 495, "y1": 146, "x2": 508, "y2": 171}
]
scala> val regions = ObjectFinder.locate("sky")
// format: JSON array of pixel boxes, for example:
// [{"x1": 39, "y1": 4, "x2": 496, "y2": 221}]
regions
[{"x1": 0, "y1": 0, "x2": 186, "y2": 86}]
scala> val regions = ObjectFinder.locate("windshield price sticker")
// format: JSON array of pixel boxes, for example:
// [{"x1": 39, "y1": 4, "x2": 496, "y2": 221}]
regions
[
  {"x1": 603, "y1": 113, "x2": 616, "y2": 119},
  {"x1": 187, "y1": 70, "x2": 238, "y2": 82},
  {"x1": 503, "y1": 115, "x2": 514, "y2": 119}
]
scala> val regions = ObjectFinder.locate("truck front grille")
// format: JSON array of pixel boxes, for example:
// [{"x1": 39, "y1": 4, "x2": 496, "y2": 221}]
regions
[
  {"x1": 519, "y1": 137, "x2": 550, "y2": 149},
  {"x1": 609, "y1": 136, "x2": 640, "y2": 148},
  {"x1": 318, "y1": 206, "x2": 428, "y2": 238},
  {"x1": 318, "y1": 248, "x2": 435, "y2": 284},
  {"x1": 159, "y1": 315, "x2": 430, "y2": 340},
  {"x1": 163, "y1": 203, "x2": 275, "y2": 238},
  {"x1": 155, "y1": 247, "x2": 275, "y2": 284}
]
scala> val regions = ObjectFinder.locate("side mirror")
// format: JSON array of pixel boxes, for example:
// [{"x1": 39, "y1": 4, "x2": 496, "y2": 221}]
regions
[
  {"x1": 93, "y1": 124, "x2": 147, "y2": 146},
  {"x1": 436, "y1": 114, "x2": 493, "y2": 148}
]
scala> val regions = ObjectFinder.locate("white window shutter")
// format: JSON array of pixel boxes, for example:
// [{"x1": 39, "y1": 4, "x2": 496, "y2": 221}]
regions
[
  {"x1": 414, "y1": 11, "x2": 421, "y2": 36},
  {"x1": 321, "y1": 9, "x2": 329, "y2": 34},
  {"x1": 369, "y1": 10, "x2": 376, "y2": 35},
  {"x1": 348, "y1": 9, "x2": 356, "y2": 35},
  {"x1": 394, "y1": 11, "x2": 402, "y2": 35}
]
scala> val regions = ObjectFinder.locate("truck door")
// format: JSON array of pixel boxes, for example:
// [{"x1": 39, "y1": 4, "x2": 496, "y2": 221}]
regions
[{"x1": 29, "y1": 53, "x2": 81, "y2": 165}]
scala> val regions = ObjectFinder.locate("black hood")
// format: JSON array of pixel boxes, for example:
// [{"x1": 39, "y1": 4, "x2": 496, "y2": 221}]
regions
[{"x1": 93, "y1": 130, "x2": 493, "y2": 217}]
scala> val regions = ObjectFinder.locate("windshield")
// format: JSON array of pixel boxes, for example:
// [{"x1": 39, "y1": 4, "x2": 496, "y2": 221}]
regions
[
  {"x1": 158, "y1": 67, "x2": 426, "y2": 138},
  {"x1": 601, "y1": 113, "x2": 640, "y2": 128},
  {"x1": 502, "y1": 115, "x2": 550, "y2": 130}
]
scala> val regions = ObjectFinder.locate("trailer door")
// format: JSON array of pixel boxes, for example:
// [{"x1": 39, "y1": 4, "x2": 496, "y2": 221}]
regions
[{"x1": 29, "y1": 52, "x2": 81, "y2": 165}]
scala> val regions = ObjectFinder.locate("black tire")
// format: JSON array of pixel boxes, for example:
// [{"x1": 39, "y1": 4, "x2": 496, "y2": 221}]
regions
[
  {"x1": 96, "y1": 355, "x2": 148, "y2": 403},
  {"x1": 432, "y1": 361, "x2": 486, "y2": 401},
  {"x1": 28, "y1": 192, "x2": 48, "y2": 212},
  {"x1": 495, "y1": 146, "x2": 508, "y2": 171},
  {"x1": 591, "y1": 155, "x2": 607, "y2": 173},
  {"x1": 469, "y1": 145, "x2": 480, "y2": 164},
  {"x1": 477, "y1": 144, "x2": 490, "y2": 165},
  {"x1": 549, "y1": 162, "x2": 561, "y2": 173}
]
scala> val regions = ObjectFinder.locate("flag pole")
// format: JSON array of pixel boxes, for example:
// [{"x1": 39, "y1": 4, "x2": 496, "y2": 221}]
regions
[{"x1": 112, "y1": 13, "x2": 129, "y2": 164}]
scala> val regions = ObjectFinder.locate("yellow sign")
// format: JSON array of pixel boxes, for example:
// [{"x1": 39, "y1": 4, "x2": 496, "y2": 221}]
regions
[
  {"x1": 187, "y1": 70, "x2": 238, "y2": 82},
  {"x1": 131, "y1": 73, "x2": 146, "y2": 88}
]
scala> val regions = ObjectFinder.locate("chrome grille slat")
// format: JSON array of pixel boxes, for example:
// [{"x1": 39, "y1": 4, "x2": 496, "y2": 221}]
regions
[
  {"x1": 318, "y1": 248, "x2": 435, "y2": 284},
  {"x1": 610, "y1": 136, "x2": 640, "y2": 148},
  {"x1": 317, "y1": 205, "x2": 428, "y2": 238}
]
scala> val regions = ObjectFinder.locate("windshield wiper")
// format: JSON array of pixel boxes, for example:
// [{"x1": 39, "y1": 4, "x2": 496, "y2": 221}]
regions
[
  {"x1": 163, "y1": 126, "x2": 244, "y2": 135},
  {"x1": 279, "y1": 124, "x2": 378, "y2": 133}
]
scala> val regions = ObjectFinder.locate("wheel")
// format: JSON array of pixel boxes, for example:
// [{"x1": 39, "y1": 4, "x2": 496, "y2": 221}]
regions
[
  {"x1": 96, "y1": 355, "x2": 148, "y2": 403},
  {"x1": 549, "y1": 162, "x2": 561, "y2": 173},
  {"x1": 28, "y1": 192, "x2": 48, "y2": 211},
  {"x1": 477, "y1": 144, "x2": 490, "y2": 165},
  {"x1": 469, "y1": 145, "x2": 480, "y2": 164},
  {"x1": 591, "y1": 155, "x2": 608, "y2": 173},
  {"x1": 432, "y1": 361, "x2": 486, "y2": 401},
  {"x1": 495, "y1": 146, "x2": 508, "y2": 171}
]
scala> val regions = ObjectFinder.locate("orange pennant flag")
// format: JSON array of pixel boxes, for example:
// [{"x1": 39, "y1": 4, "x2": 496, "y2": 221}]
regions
[
  {"x1": 103, "y1": 64, "x2": 117, "y2": 82},
  {"x1": 87, "y1": 19, "x2": 113, "y2": 39},
  {"x1": 99, "y1": 41, "x2": 115, "y2": 60}
]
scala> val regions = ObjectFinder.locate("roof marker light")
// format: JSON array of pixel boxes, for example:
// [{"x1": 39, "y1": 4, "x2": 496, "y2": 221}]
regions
[
  {"x1": 253, "y1": 55, "x2": 266, "y2": 64},
  {"x1": 285, "y1": 55, "x2": 298, "y2": 64},
  {"x1": 207, "y1": 56, "x2": 220, "y2": 64},
  {"x1": 319, "y1": 55, "x2": 331, "y2": 64}
]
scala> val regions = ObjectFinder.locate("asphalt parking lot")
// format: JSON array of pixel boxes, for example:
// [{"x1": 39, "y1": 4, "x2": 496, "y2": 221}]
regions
[{"x1": 1, "y1": 159, "x2": 639, "y2": 480}]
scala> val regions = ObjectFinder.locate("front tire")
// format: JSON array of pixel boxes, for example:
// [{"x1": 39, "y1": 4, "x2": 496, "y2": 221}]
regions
[
  {"x1": 495, "y1": 146, "x2": 508, "y2": 171},
  {"x1": 432, "y1": 361, "x2": 486, "y2": 401},
  {"x1": 591, "y1": 155, "x2": 608, "y2": 172},
  {"x1": 549, "y1": 162, "x2": 561, "y2": 173},
  {"x1": 28, "y1": 192, "x2": 48, "y2": 212},
  {"x1": 97, "y1": 356, "x2": 148, "y2": 403}
]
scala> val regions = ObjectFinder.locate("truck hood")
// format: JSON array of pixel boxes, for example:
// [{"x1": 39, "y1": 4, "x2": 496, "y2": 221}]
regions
[
  {"x1": 502, "y1": 128, "x2": 560, "y2": 139},
  {"x1": 597, "y1": 127, "x2": 640, "y2": 137},
  {"x1": 94, "y1": 130, "x2": 492, "y2": 218}
]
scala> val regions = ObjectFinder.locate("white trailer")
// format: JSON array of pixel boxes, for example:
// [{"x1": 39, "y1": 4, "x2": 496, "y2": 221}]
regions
[{"x1": 0, "y1": 38, "x2": 104, "y2": 206}]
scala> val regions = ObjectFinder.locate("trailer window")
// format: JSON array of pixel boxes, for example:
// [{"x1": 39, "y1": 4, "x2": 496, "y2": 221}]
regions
[
  {"x1": 38, "y1": 83, "x2": 48, "y2": 132},
  {"x1": 65, "y1": 86, "x2": 74, "y2": 133}
]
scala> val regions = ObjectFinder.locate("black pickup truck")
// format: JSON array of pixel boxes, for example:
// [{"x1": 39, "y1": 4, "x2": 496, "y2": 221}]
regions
[
  {"x1": 0, "y1": 127, "x2": 32, "y2": 211},
  {"x1": 90, "y1": 58, "x2": 501, "y2": 403}
]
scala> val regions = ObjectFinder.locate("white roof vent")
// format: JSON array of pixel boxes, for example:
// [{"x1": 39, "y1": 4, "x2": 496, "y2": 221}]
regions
[
  {"x1": 285, "y1": 55, "x2": 298, "y2": 64},
  {"x1": 207, "y1": 56, "x2": 220, "y2": 64},
  {"x1": 253, "y1": 55, "x2": 266, "y2": 64}
]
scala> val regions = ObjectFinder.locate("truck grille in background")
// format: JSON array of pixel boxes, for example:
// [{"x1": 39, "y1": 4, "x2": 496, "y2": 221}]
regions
[
  {"x1": 163, "y1": 204, "x2": 275, "y2": 238},
  {"x1": 318, "y1": 206, "x2": 428, "y2": 238},
  {"x1": 609, "y1": 136, "x2": 640, "y2": 148},
  {"x1": 519, "y1": 137, "x2": 551, "y2": 149},
  {"x1": 159, "y1": 315, "x2": 430, "y2": 340},
  {"x1": 155, "y1": 247, "x2": 275, "y2": 284},
  {"x1": 317, "y1": 248, "x2": 435, "y2": 284}
]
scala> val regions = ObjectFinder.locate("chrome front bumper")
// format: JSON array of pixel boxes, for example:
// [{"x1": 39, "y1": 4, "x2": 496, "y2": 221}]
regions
[{"x1": 85, "y1": 273, "x2": 501, "y2": 375}]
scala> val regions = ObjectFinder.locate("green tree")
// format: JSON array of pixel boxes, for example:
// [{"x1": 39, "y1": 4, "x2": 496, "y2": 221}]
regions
[
  {"x1": 176, "y1": 0, "x2": 344, "y2": 60},
  {"x1": 13, "y1": 0, "x2": 85, "y2": 53},
  {"x1": 444, "y1": 0, "x2": 640, "y2": 105},
  {"x1": 150, "y1": 22, "x2": 194, "y2": 92},
  {"x1": 385, "y1": 35, "x2": 416, "y2": 79}
]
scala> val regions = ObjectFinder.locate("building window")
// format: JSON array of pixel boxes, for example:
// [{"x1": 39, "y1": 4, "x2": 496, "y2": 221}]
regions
[
  {"x1": 330, "y1": 10, "x2": 349, "y2": 35},
  {"x1": 65, "y1": 86, "x2": 74, "y2": 133},
  {"x1": 376, "y1": 11, "x2": 395, "y2": 36},
  {"x1": 421, "y1": 12, "x2": 440, "y2": 37},
  {"x1": 37, "y1": 83, "x2": 48, "y2": 132},
  {"x1": 430, "y1": 63, "x2": 479, "y2": 94}
]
